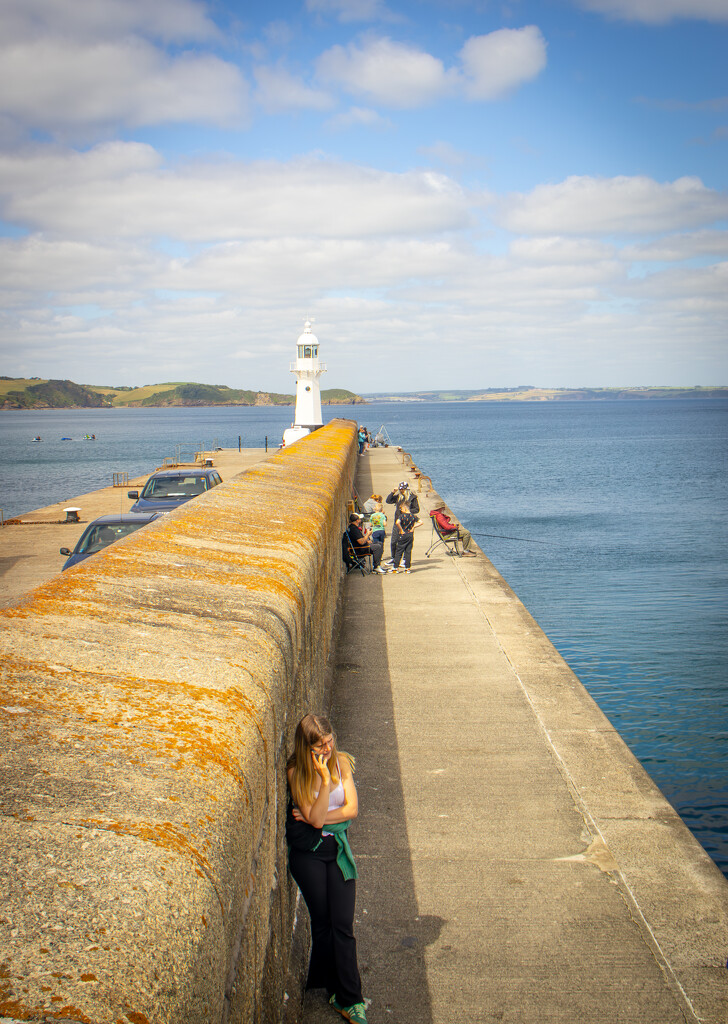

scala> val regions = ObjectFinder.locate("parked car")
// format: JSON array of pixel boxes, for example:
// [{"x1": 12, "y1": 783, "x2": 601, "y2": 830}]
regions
[
  {"x1": 60, "y1": 512, "x2": 162, "y2": 570},
  {"x1": 127, "y1": 467, "x2": 223, "y2": 513}
]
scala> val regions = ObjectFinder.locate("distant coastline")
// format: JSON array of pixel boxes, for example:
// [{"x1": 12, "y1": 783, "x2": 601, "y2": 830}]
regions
[
  {"x1": 1, "y1": 377, "x2": 725, "y2": 410},
  {"x1": 364, "y1": 386, "x2": 728, "y2": 403},
  {"x1": 0, "y1": 378, "x2": 365, "y2": 411}
]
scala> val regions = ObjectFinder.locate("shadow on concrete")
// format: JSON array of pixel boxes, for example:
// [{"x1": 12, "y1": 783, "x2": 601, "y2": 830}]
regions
[{"x1": 299, "y1": 459, "x2": 444, "y2": 1023}]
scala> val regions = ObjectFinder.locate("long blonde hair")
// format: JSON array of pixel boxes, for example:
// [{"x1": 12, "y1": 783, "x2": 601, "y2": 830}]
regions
[{"x1": 287, "y1": 714, "x2": 354, "y2": 809}]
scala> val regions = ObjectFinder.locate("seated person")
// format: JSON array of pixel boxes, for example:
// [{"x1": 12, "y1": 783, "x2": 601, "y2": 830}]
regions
[
  {"x1": 430, "y1": 504, "x2": 476, "y2": 556},
  {"x1": 347, "y1": 513, "x2": 386, "y2": 574},
  {"x1": 363, "y1": 493, "x2": 383, "y2": 516}
]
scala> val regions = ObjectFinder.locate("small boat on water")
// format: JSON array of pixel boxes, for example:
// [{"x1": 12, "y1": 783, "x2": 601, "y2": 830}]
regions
[
  {"x1": 61, "y1": 437, "x2": 72, "y2": 441},
  {"x1": 32, "y1": 436, "x2": 42, "y2": 442},
  {"x1": 83, "y1": 434, "x2": 96, "y2": 440}
]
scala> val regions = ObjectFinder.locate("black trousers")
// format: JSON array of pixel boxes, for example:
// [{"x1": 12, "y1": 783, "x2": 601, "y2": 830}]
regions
[
  {"x1": 289, "y1": 837, "x2": 363, "y2": 1006},
  {"x1": 394, "y1": 532, "x2": 414, "y2": 568}
]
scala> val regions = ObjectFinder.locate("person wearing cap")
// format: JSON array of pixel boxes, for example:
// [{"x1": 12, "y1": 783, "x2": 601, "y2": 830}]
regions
[
  {"x1": 384, "y1": 483, "x2": 420, "y2": 565},
  {"x1": 430, "y1": 504, "x2": 476, "y2": 556},
  {"x1": 347, "y1": 512, "x2": 386, "y2": 573}
]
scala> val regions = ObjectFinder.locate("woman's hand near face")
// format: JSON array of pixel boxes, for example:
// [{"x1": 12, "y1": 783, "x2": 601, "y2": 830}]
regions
[{"x1": 312, "y1": 750, "x2": 331, "y2": 785}]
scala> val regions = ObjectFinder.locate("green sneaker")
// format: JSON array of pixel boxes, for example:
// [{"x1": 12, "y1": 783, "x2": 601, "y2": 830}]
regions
[{"x1": 329, "y1": 995, "x2": 368, "y2": 1023}]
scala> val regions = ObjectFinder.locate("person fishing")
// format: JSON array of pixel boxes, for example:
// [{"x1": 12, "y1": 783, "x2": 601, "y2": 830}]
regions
[{"x1": 286, "y1": 714, "x2": 367, "y2": 1024}]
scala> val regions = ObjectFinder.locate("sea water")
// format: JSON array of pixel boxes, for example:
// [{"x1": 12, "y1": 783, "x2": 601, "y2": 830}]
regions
[{"x1": 1, "y1": 400, "x2": 726, "y2": 876}]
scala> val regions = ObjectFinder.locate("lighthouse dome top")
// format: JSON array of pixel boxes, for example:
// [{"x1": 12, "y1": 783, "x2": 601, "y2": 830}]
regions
[{"x1": 297, "y1": 320, "x2": 318, "y2": 346}]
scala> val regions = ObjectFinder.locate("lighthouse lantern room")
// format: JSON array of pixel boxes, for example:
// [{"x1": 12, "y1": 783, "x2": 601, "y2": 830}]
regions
[{"x1": 282, "y1": 320, "x2": 327, "y2": 447}]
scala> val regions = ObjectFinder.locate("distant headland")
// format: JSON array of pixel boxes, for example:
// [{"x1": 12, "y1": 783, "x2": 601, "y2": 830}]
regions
[
  {"x1": 364, "y1": 386, "x2": 728, "y2": 402},
  {"x1": 1, "y1": 377, "x2": 725, "y2": 410},
  {"x1": 0, "y1": 378, "x2": 365, "y2": 410}
]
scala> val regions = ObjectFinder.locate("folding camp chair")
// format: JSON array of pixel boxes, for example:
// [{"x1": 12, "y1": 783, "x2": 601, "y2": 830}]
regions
[
  {"x1": 342, "y1": 531, "x2": 372, "y2": 575},
  {"x1": 425, "y1": 513, "x2": 463, "y2": 558}
]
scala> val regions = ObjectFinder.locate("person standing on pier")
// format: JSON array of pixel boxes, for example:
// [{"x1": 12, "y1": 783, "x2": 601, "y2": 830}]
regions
[
  {"x1": 368, "y1": 502, "x2": 387, "y2": 546},
  {"x1": 286, "y1": 714, "x2": 368, "y2": 1024},
  {"x1": 384, "y1": 482, "x2": 420, "y2": 565},
  {"x1": 390, "y1": 501, "x2": 422, "y2": 573}
]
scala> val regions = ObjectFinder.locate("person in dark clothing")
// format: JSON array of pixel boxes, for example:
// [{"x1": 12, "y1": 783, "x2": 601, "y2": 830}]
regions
[
  {"x1": 347, "y1": 513, "x2": 386, "y2": 573},
  {"x1": 390, "y1": 502, "x2": 422, "y2": 573},
  {"x1": 384, "y1": 482, "x2": 420, "y2": 564},
  {"x1": 286, "y1": 714, "x2": 367, "y2": 1024}
]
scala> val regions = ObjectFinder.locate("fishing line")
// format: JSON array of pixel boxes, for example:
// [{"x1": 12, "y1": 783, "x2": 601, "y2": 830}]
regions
[{"x1": 471, "y1": 531, "x2": 547, "y2": 545}]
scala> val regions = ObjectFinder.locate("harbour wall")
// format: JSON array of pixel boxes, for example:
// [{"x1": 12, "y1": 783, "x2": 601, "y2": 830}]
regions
[{"x1": 0, "y1": 419, "x2": 358, "y2": 1024}]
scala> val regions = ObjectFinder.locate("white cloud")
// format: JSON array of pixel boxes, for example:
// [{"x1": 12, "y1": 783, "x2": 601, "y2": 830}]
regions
[
  {"x1": 509, "y1": 236, "x2": 617, "y2": 264},
  {"x1": 316, "y1": 30, "x2": 547, "y2": 109},
  {"x1": 0, "y1": 0, "x2": 220, "y2": 45},
  {"x1": 161, "y1": 237, "x2": 467, "y2": 297},
  {"x1": 458, "y1": 27, "x2": 547, "y2": 100},
  {"x1": 254, "y1": 66, "x2": 334, "y2": 113},
  {"x1": 317, "y1": 37, "x2": 455, "y2": 108},
  {"x1": 0, "y1": 39, "x2": 248, "y2": 135},
  {"x1": 0, "y1": 237, "x2": 160, "y2": 296},
  {"x1": 573, "y1": 0, "x2": 728, "y2": 24},
  {"x1": 0, "y1": 0, "x2": 248, "y2": 138},
  {"x1": 0, "y1": 142, "x2": 161, "y2": 196},
  {"x1": 0, "y1": 145, "x2": 473, "y2": 241},
  {"x1": 500, "y1": 175, "x2": 728, "y2": 236},
  {"x1": 622, "y1": 230, "x2": 728, "y2": 262},
  {"x1": 625, "y1": 263, "x2": 728, "y2": 313}
]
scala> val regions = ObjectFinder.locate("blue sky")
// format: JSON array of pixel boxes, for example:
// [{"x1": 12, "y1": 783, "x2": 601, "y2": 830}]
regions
[{"x1": 0, "y1": 0, "x2": 726, "y2": 392}]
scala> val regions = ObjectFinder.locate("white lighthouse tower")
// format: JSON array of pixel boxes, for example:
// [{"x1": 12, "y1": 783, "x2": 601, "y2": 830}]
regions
[{"x1": 282, "y1": 320, "x2": 327, "y2": 447}]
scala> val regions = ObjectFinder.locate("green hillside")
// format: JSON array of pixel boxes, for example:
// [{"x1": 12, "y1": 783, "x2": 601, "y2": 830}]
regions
[
  {"x1": 0, "y1": 378, "x2": 110, "y2": 409},
  {"x1": 0, "y1": 377, "x2": 365, "y2": 409}
]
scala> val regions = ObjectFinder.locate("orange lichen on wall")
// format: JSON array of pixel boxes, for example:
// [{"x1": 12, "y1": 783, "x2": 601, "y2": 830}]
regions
[{"x1": 0, "y1": 419, "x2": 359, "y2": 1024}]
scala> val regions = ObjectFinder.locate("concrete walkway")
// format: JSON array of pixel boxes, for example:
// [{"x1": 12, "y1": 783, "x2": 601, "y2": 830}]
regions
[
  {"x1": 298, "y1": 445, "x2": 728, "y2": 1024},
  {"x1": 0, "y1": 448, "x2": 270, "y2": 607}
]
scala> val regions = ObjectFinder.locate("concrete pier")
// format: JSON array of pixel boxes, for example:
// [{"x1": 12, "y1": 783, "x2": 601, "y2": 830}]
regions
[{"x1": 295, "y1": 444, "x2": 728, "y2": 1023}]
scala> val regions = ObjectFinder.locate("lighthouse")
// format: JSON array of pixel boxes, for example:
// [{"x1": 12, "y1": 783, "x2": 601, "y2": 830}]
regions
[{"x1": 282, "y1": 320, "x2": 327, "y2": 447}]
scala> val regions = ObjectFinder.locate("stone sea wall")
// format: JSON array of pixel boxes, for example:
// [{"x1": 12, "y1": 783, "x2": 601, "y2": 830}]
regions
[{"x1": 0, "y1": 419, "x2": 358, "y2": 1023}]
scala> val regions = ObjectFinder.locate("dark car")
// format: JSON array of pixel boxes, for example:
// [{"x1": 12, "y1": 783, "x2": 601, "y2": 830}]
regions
[
  {"x1": 60, "y1": 512, "x2": 162, "y2": 570},
  {"x1": 127, "y1": 467, "x2": 223, "y2": 513}
]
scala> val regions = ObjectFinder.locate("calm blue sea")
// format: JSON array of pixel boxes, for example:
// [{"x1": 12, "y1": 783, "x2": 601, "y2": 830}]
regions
[{"x1": 1, "y1": 401, "x2": 727, "y2": 877}]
